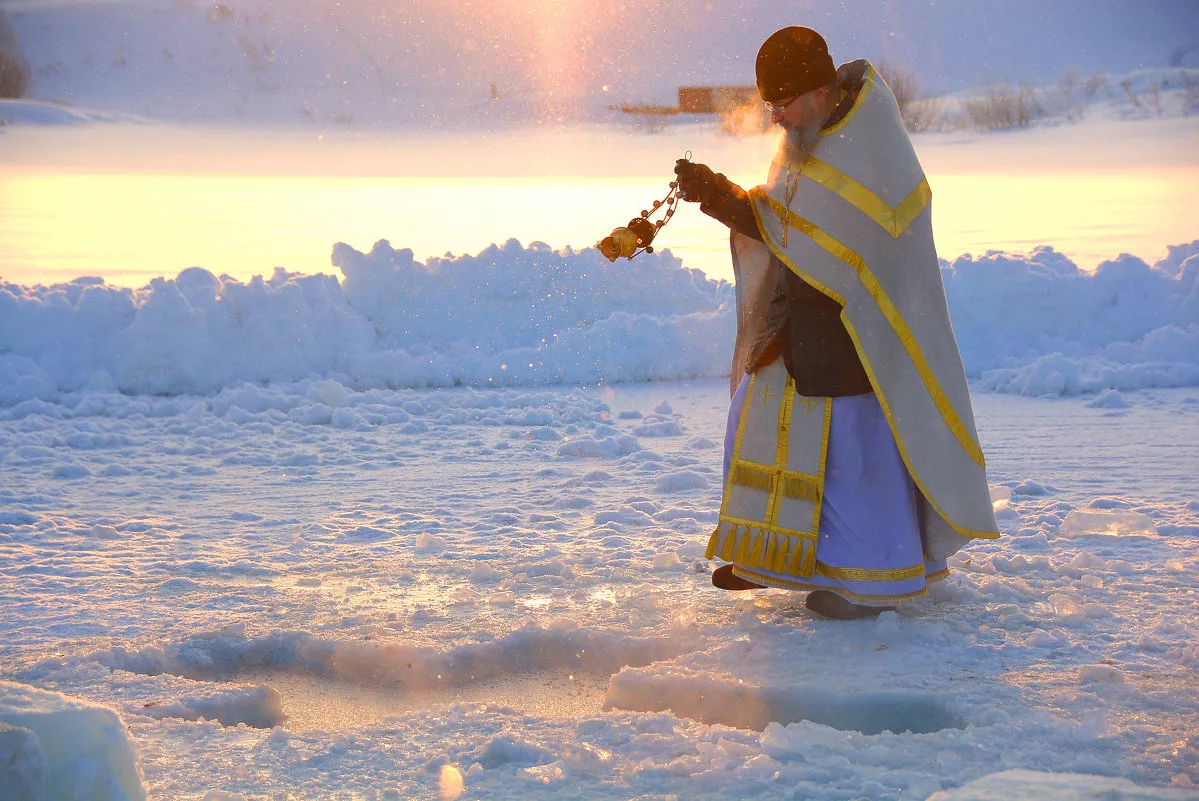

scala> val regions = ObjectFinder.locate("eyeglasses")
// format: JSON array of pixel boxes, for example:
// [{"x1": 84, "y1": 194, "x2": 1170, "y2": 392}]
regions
[{"x1": 763, "y1": 93, "x2": 801, "y2": 116}]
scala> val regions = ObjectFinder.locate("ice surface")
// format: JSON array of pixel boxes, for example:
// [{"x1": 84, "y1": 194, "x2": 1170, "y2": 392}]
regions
[
  {"x1": 1, "y1": 379, "x2": 1196, "y2": 798},
  {"x1": 0, "y1": 681, "x2": 146, "y2": 801}
]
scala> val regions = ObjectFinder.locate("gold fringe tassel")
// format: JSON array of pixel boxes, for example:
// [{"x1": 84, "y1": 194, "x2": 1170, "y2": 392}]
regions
[
  {"x1": 730, "y1": 462, "x2": 821, "y2": 503},
  {"x1": 781, "y1": 474, "x2": 821, "y2": 503},
  {"x1": 788, "y1": 539, "x2": 806, "y2": 574},
  {"x1": 729, "y1": 463, "x2": 775, "y2": 493},
  {"x1": 800, "y1": 542, "x2": 816, "y2": 575},
  {"x1": 720, "y1": 527, "x2": 736, "y2": 561},
  {"x1": 709, "y1": 524, "x2": 819, "y2": 579},
  {"x1": 749, "y1": 531, "x2": 765, "y2": 567},
  {"x1": 773, "y1": 536, "x2": 789, "y2": 573}
]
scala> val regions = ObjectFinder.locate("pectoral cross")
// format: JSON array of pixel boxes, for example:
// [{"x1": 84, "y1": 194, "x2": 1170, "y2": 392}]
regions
[{"x1": 780, "y1": 165, "x2": 802, "y2": 247}]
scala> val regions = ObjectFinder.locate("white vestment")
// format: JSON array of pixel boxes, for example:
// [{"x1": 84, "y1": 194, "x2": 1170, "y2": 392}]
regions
[{"x1": 707, "y1": 60, "x2": 999, "y2": 602}]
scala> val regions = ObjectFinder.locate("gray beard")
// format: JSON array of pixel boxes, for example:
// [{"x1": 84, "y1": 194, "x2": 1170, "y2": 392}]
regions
[{"x1": 780, "y1": 118, "x2": 824, "y2": 165}]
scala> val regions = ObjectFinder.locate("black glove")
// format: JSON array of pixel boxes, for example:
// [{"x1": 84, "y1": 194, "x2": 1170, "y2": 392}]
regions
[{"x1": 674, "y1": 159, "x2": 723, "y2": 205}]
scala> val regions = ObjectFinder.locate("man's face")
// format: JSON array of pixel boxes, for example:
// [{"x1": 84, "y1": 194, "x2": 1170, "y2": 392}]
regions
[{"x1": 770, "y1": 88, "x2": 827, "y2": 131}]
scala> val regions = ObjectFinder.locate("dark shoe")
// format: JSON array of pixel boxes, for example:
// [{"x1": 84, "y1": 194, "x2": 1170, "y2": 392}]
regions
[
  {"x1": 805, "y1": 590, "x2": 894, "y2": 620},
  {"x1": 711, "y1": 564, "x2": 765, "y2": 591}
]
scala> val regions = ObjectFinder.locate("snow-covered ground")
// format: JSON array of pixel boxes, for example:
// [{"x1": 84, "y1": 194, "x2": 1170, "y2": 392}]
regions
[
  {"x1": 2, "y1": 0, "x2": 1199, "y2": 798},
  {"x1": 1, "y1": 237, "x2": 1196, "y2": 798},
  {"x1": 1, "y1": 375, "x2": 1197, "y2": 799}
]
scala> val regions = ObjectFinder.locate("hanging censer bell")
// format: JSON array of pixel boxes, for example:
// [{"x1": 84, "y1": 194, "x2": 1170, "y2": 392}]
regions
[{"x1": 596, "y1": 153, "x2": 690, "y2": 262}]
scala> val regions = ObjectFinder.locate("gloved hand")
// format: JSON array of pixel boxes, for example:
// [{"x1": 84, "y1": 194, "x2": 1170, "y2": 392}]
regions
[{"x1": 674, "y1": 159, "x2": 723, "y2": 205}]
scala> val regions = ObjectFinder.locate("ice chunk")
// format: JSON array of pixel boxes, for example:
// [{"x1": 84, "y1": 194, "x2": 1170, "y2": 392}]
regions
[
  {"x1": 0, "y1": 680, "x2": 146, "y2": 801},
  {"x1": 654, "y1": 470, "x2": 709, "y2": 493},
  {"x1": 1060, "y1": 509, "x2": 1157, "y2": 538},
  {"x1": 0, "y1": 722, "x2": 46, "y2": 801},
  {"x1": 469, "y1": 563, "x2": 504, "y2": 582},
  {"x1": 478, "y1": 733, "x2": 554, "y2": 768},
  {"x1": 415, "y1": 532, "x2": 448, "y2": 552},
  {"x1": 140, "y1": 684, "x2": 284, "y2": 728},
  {"x1": 1086, "y1": 389, "x2": 1128, "y2": 408},
  {"x1": 439, "y1": 764, "x2": 465, "y2": 800},
  {"x1": 651, "y1": 552, "x2": 682, "y2": 571},
  {"x1": 1011, "y1": 480, "x2": 1051, "y2": 496},
  {"x1": 926, "y1": 768, "x2": 1193, "y2": 800},
  {"x1": 1079, "y1": 665, "x2": 1125, "y2": 684}
]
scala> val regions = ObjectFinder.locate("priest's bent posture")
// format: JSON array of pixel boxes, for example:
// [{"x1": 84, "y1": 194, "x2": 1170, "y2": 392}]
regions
[{"x1": 674, "y1": 26, "x2": 1000, "y2": 620}]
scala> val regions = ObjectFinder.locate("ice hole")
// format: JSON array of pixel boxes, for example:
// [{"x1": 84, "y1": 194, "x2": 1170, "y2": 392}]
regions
[
  {"x1": 241, "y1": 669, "x2": 612, "y2": 731},
  {"x1": 606, "y1": 673, "x2": 967, "y2": 734}
]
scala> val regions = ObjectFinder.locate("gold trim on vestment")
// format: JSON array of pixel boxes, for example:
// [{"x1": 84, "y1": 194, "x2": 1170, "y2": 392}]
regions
[
  {"x1": 732, "y1": 565, "x2": 935, "y2": 605},
  {"x1": 815, "y1": 562, "x2": 926, "y2": 582},
  {"x1": 800, "y1": 158, "x2": 932, "y2": 238},
  {"x1": 748, "y1": 192, "x2": 987, "y2": 472},
  {"x1": 810, "y1": 395, "x2": 832, "y2": 542},
  {"x1": 765, "y1": 388, "x2": 796, "y2": 526},
  {"x1": 926, "y1": 567, "x2": 951, "y2": 583},
  {"x1": 820, "y1": 65, "x2": 875, "y2": 137}
]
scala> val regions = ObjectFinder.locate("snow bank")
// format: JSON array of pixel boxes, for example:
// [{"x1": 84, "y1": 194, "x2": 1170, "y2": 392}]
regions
[
  {"x1": 0, "y1": 680, "x2": 146, "y2": 801},
  {"x1": 1, "y1": 239, "x2": 1196, "y2": 406},
  {"x1": 944, "y1": 243, "x2": 1199, "y2": 395}
]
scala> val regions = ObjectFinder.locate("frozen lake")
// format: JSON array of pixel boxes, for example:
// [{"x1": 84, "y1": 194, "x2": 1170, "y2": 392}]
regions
[
  {"x1": 2, "y1": 379, "x2": 1197, "y2": 797},
  {"x1": 2, "y1": 117, "x2": 1197, "y2": 287}
]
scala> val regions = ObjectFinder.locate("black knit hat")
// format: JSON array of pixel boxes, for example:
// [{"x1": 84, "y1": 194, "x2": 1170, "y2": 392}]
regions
[{"x1": 756, "y1": 27, "x2": 837, "y2": 103}]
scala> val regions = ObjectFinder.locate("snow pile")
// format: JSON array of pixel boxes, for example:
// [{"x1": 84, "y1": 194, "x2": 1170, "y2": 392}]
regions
[
  {"x1": 2, "y1": 238, "x2": 1196, "y2": 405},
  {"x1": 943, "y1": 242, "x2": 1199, "y2": 395},
  {"x1": 0, "y1": 680, "x2": 146, "y2": 801}
]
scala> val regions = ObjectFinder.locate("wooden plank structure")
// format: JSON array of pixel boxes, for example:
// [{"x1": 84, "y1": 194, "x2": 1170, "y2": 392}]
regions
[
  {"x1": 678, "y1": 86, "x2": 760, "y2": 114},
  {"x1": 618, "y1": 86, "x2": 771, "y2": 133}
]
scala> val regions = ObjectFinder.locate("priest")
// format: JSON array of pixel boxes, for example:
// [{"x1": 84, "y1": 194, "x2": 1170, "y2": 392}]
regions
[{"x1": 675, "y1": 26, "x2": 1000, "y2": 619}]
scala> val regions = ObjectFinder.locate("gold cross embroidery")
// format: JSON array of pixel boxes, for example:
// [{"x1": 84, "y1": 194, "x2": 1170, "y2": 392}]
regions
[
  {"x1": 757, "y1": 384, "x2": 777, "y2": 406},
  {"x1": 795, "y1": 396, "x2": 819, "y2": 414}
]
